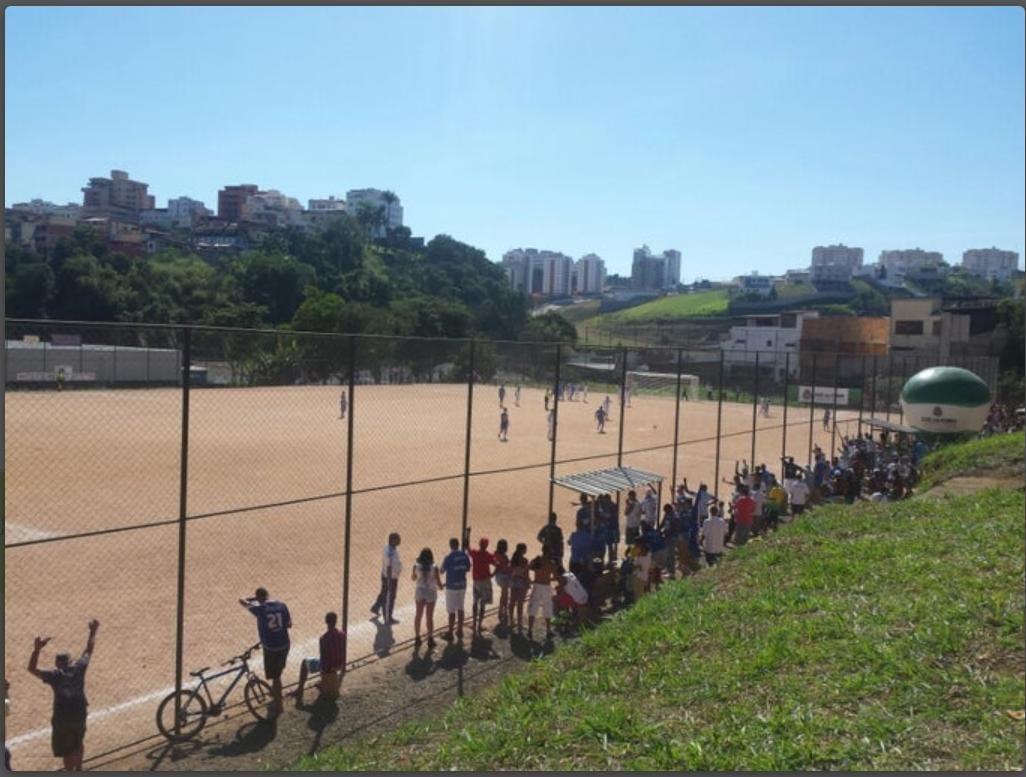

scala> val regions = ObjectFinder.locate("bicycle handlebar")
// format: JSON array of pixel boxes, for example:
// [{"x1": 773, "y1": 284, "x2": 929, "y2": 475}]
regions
[{"x1": 222, "y1": 643, "x2": 262, "y2": 667}]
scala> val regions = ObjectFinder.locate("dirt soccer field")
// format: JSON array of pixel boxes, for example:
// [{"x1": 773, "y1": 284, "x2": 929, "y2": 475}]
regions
[{"x1": 4, "y1": 383, "x2": 856, "y2": 769}]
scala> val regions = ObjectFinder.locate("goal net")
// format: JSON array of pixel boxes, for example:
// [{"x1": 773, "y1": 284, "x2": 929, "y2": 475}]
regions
[{"x1": 626, "y1": 371, "x2": 701, "y2": 400}]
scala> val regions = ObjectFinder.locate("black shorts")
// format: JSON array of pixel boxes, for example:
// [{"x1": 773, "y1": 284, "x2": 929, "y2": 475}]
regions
[
  {"x1": 51, "y1": 715, "x2": 86, "y2": 757},
  {"x1": 263, "y1": 646, "x2": 289, "y2": 680}
]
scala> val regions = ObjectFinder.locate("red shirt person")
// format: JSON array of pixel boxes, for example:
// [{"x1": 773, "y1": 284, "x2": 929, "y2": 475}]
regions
[
  {"x1": 732, "y1": 490, "x2": 756, "y2": 546},
  {"x1": 468, "y1": 537, "x2": 496, "y2": 636}
]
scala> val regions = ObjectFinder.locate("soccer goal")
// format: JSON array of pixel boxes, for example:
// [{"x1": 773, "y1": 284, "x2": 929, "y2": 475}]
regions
[{"x1": 626, "y1": 371, "x2": 701, "y2": 400}]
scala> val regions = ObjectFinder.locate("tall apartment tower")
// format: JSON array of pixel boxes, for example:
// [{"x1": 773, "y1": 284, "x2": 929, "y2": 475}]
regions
[
  {"x1": 81, "y1": 169, "x2": 156, "y2": 222},
  {"x1": 631, "y1": 245, "x2": 681, "y2": 291},
  {"x1": 574, "y1": 254, "x2": 607, "y2": 295},
  {"x1": 961, "y1": 248, "x2": 1020, "y2": 282},
  {"x1": 811, "y1": 243, "x2": 863, "y2": 282}
]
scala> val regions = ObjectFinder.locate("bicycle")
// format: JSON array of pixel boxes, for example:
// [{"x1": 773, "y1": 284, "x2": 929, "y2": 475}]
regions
[{"x1": 156, "y1": 643, "x2": 273, "y2": 741}]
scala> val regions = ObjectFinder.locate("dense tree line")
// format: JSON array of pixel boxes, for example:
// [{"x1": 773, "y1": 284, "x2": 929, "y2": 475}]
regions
[{"x1": 4, "y1": 217, "x2": 581, "y2": 348}]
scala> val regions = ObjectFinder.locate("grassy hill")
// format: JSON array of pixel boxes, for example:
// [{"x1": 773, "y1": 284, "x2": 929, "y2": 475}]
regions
[
  {"x1": 601, "y1": 289, "x2": 730, "y2": 321},
  {"x1": 293, "y1": 436, "x2": 1025, "y2": 771}
]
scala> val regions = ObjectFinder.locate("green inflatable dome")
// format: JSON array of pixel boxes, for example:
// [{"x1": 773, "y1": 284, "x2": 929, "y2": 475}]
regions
[{"x1": 899, "y1": 366, "x2": 991, "y2": 434}]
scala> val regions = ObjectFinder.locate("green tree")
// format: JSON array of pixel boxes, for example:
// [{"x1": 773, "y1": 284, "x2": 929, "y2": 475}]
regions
[
  {"x1": 6, "y1": 262, "x2": 55, "y2": 318},
  {"x1": 521, "y1": 311, "x2": 578, "y2": 344}
]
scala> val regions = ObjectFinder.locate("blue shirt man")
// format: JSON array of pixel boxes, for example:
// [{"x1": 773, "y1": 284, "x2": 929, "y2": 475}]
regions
[
  {"x1": 568, "y1": 528, "x2": 594, "y2": 565},
  {"x1": 246, "y1": 596, "x2": 292, "y2": 650},
  {"x1": 442, "y1": 546, "x2": 472, "y2": 590}
]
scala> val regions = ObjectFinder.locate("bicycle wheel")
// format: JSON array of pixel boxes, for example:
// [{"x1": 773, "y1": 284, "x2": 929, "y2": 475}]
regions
[
  {"x1": 244, "y1": 675, "x2": 273, "y2": 721},
  {"x1": 156, "y1": 689, "x2": 207, "y2": 741}
]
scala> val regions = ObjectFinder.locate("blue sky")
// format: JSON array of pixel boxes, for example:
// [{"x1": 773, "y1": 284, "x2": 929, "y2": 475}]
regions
[{"x1": 5, "y1": 6, "x2": 1024, "y2": 279}]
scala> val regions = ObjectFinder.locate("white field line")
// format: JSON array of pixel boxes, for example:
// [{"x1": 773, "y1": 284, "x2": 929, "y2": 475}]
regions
[
  {"x1": 7, "y1": 603, "x2": 416, "y2": 751},
  {"x1": 5, "y1": 521, "x2": 59, "y2": 543}
]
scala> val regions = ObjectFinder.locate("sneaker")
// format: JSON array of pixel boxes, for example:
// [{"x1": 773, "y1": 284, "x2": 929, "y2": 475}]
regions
[
  {"x1": 414, "y1": 636, "x2": 421, "y2": 648},
  {"x1": 427, "y1": 637, "x2": 436, "y2": 648}
]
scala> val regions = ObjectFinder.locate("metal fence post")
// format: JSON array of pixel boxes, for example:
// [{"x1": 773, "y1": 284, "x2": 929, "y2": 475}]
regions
[
  {"x1": 713, "y1": 351, "x2": 725, "y2": 501},
  {"x1": 830, "y1": 353, "x2": 840, "y2": 458},
  {"x1": 461, "y1": 341, "x2": 475, "y2": 542},
  {"x1": 781, "y1": 352, "x2": 790, "y2": 463},
  {"x1": 341, "y1": 335, "x2": 357, "y2": 636},
  {"x1": 547, "y1": 344, "x2": 561, "y2": 519},
  {"x1": 671, "y1": 348, "x2": 683, "y2": 489},
  {"x1": 173, "y1": 328, "x2": 192, "y2": 736},
  {"x1": 885, "y1": 352, "x2": 894, "y2": 423},
  {"x1": 750, "y1": 351, "x2": 760, "y2": 467},
  {"x1": 870, "y1": 354, "x2": 879, "y2": 423},
  {"x1": 807, "y1": 353, "x2": 817, "y2": 468},
  {"x1": 857, "y1": 355, "x2": 866, "y2": 438},
  {"x1": 617, "y1": 347, "x2": 628, "y2": 468}
]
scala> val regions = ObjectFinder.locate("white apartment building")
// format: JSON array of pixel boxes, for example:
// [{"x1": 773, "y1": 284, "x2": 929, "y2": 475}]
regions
[
  {"x1": 961, "y1": 247, "x2": 1020, "y2": 282},
  {"x1": 345, "y1": 189, "x2": 403, "y2": 238},
  {"x1": 140, "y1": 208, "x2": 174, "y2": 229},
  {"x1": 810, "y1": 243, "x2": 863, "y2": 282},
  {"x1": 878, "y1": 248, "x2": 944, "y2": 280},
  {"x1": 734, "y1": 271, "x2": 775, "y2": 297},
  {"x1": 720, "y1": 310, "x2": 820, "y2": 378},
  {"x1": 10, "y1": 199, "x2": 82, "y2": 219},
  {"x1": 242, "y1": 189, "x2": 304, "y2": 228},
  {"x1": 573, "y1": 253, "x2": 607, "y2": 295},
  {"x1": 167, "y1": 197, "x2": 211, "y2": 227},
  {"x1": 308, "y1": 196, "x2": 347, "y2": 212},
  {"x1": 502, "y1": 248, "x2": 574, "y2": 297}
]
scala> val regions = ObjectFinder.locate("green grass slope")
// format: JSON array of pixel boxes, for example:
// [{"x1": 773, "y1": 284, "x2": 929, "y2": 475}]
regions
[
  {"x1": 918, "y1": 433, "x2": 1025, "y2": 491},
  {"x1": 596, "y1": 289, "x2": 730, "y2": 324},
  {"x1": 294, "y1": 447, "x2": 1024, "y2": 770}
]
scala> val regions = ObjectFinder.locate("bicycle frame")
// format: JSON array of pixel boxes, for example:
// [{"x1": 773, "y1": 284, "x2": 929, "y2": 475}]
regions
[{"x1": 190, "y1": 659, "x2": 252, "y2": 711}]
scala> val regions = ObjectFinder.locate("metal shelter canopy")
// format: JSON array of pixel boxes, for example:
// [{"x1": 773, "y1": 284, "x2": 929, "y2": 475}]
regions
[
  {"x1": 552, "y1": 465, "x2": 664, "y2": 497},
  {"x1": 865, "y1": 418, "x2": 921, "y2": 435}
]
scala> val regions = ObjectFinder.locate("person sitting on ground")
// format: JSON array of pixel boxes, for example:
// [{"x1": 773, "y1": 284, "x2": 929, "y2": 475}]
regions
[
  {"x1": 294, "y1": 612, "x2": 347, "y2": 706},
  {"x1": 630, "y1": 539, "x2": 652, "y2": 601},
  {"x1": 555, "y1": 571, "x2": 589, "y2": 632}
]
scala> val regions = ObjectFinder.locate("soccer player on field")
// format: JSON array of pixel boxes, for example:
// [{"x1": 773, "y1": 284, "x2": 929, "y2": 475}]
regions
[
  {"x1": 595, "y1": 405, "x2": 607, "y2": 433},
  {"x1": 339, "y1": 389, "x2": 348, "y2": 420},
  {"x1": 498, "y1": 384, "x2": 506, "y2": 407},
  {"x1": 603, "y1": 394, "x2": 612, "y2": 416},
  {"x1": 499, "y1": 408, "x2": 510, "y2": 442},
  {"x1": 514, "y1": 383, "x2": 521, "y2": 406}
]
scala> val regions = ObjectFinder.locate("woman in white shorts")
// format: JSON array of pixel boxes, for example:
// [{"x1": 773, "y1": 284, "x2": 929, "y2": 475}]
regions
[{"x1": 412, "y1": 548, "x2": 442, "y2": 649}]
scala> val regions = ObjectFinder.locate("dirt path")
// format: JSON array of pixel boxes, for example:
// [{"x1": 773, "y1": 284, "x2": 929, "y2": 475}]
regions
[{"x1": 89, "y1": 617, "x2": 591, "y2": 771}]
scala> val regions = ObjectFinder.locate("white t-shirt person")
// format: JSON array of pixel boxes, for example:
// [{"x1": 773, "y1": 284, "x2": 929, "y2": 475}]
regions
[
  {"x1": 786, "y1": 479, "x2": 809, "y2": 507},
  {"x1": 700, "y1": 514, "x2": 728, "y2": 555}
]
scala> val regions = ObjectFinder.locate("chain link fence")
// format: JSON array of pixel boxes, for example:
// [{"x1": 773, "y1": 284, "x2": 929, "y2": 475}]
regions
[{"x1": 3, "y1": 318, "x2": 1001, "y2": 768}]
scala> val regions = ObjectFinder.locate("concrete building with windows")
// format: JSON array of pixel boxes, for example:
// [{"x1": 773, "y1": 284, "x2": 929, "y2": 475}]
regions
[
  {"x1": 720, "y1": 310, "x2": 820, "y2": 378},
  {"x1": 573, "y1": 254, "x2": 607, "y2": 295},
  {"x1": 734, "y1": 271, "x2": 775, "y2": 297},
  {"x1": 889, "y1": 297, "x2": 1000, "y2": 361},
  {"x1": 308, "y1": 196, "x2": 348, "y2": 213},
  {"x1": 810, "y1": 243, "x2": 863, "y2": 282},
  {"x1": 345, "y1": 189, "x2": 403, "y2": 238},
  {"x1": 10, "y1": 199, "x2": 82, "y2": 219},
  {"x1": 167, "y1": 196, "x2": 211, "y2": 227},
  {"x1": 81, "y1": 170, "x2": 156, "y2": 223},
  {"x1": 502, "y1": 248, "x2": 574, "y2": 297},
  {"x1": 240, "y1": 189, "x2": 304, "y2": 228},
  {"x1": 217, "y1": 184, "x2": 259, "y2": 222},
  {"x1": 961, "y1": 247, "x2": 1020, "y2": 282},
  {"x1": 878, "y1": 248, "x2": 944, "y2": 280},
  {"x1": 630, "y1": 245, "x2": 681, "y2": 291}
]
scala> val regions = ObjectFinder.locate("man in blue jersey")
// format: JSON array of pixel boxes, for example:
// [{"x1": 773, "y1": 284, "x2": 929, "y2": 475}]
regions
[
  {"x1": 239, "y1": 587, "x2": 292, "y2": 717},
  {"x1": 441, "y1": 535, "x2": 472, "y2": 643}
]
